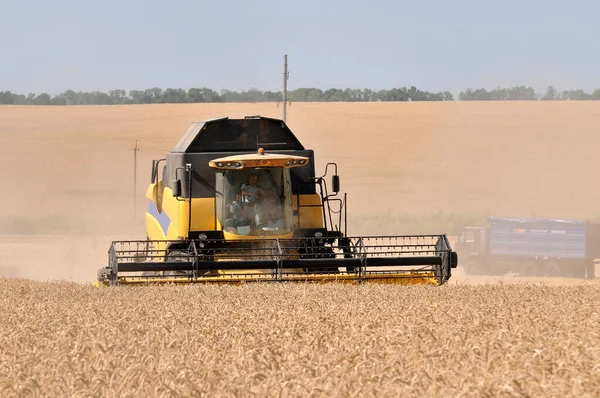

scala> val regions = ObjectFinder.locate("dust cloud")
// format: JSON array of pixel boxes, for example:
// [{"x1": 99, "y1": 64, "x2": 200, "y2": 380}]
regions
[{"x1": 1, "y1": 102, "x2": 599, "y2": 283}]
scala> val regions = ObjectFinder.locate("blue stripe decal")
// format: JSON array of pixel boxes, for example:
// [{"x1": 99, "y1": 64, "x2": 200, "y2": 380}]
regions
[{"x1": 147, "y1": 200, "x2": 171, "y2": 236}]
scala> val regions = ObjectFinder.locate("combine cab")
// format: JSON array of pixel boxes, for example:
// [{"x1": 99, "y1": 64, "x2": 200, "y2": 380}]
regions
[{"x1": 97, "y1": 116, "x2": 457, "y2": 286}]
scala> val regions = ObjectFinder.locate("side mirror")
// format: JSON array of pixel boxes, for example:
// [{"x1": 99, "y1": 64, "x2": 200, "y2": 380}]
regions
[
  {"x1": 172, "y1": 179, "x2": 182, "y2": 197},
  {"x1": 151, "y1": 160, "x2": 157, "y2": 183},
  {"x1": 332, "y1": 175, "x2": 340, "y2": 193}
]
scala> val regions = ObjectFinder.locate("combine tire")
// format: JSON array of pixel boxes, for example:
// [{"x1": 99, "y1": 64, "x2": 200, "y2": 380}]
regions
[
  {"x1": 141, "y1": 250, "x2": 191, "y2": 278},
  {"x1": 164, "y1": 250, "x2": 193, "y2": 277},
  {"x1": 300, "y1": 244, "x2": 338, "y2": 274}
]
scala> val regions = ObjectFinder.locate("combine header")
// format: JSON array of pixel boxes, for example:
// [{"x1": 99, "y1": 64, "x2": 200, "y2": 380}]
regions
[{"x1": 97, "y1": 116, "x2": 457, "y2": 286}]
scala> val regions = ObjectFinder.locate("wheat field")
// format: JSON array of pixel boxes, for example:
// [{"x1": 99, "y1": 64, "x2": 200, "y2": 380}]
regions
[
  {"x1": 1, "y1": 279, "x2": 599, "y2": 397},
  {"x1": 1, "y1": 102, "x2": 600, "y2": 396}
]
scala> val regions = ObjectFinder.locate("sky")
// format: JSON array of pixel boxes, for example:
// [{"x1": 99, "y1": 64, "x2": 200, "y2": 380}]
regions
[{"x1": 0, "y1": 0, "x2": 598, "y2": 95}]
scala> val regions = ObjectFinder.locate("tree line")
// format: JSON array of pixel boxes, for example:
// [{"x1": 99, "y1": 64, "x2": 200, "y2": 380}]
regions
[
  {"x1": 459, "y1": 86, "x2": 600, "y2": 101},
  {"x1": 0, "y1": 86, "x2": 452, "y2": 105},
  {"x1": 1, "y1": 85, "x2": 599, "y2": 105}
]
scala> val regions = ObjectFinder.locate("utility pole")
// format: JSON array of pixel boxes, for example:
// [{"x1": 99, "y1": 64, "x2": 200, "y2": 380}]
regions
[
  {"x1": 133, "y1": 140, "x2": 139, "y2": 218},
  {"x1": 283, "y1": 54, "x2": 289, "y2": 123}
]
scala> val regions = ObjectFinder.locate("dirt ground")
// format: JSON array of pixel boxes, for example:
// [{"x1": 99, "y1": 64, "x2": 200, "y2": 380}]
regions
[{"x1": 1, "y1": 102, "x2": 600, "y2": 282}]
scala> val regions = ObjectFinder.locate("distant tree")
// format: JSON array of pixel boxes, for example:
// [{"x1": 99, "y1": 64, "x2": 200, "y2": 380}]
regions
[
  {"x1": 0, "y1": 91, "x2": 15, "y2": 104},
  {"x1": 51, "y1": 95, "x2": 66, "y2": 105},
  {"x1": 458, "y1": 89, "x2": 471, "y2": 101},
  {"x1": 163, "y1": 88, "x2": 187, "y2": 103},
  {"x1": 562, "y1": 89, "x2": 588, "y2": 101},
  {"x1": 145, "y1": 87, "x2": 164, "y2": 103},
  {"x1": 506, "y1": 86, "x2": 536, "y2": 100},
  {"x1": 291, "y1": 88, "x2": 324, "y2": 102},
  {"x1": 440, "y1": 91, "x2": 454, "y2": 101},
  {"x1": 32, "y1": 93, "x2": 52, "y2": 105},
  {"x1": 459, "y1": 88, "x2": 490, "y2": 101},
  {"x1": 220, "y1": 89, "x2": 240, "y2": 102},
  {"x1": 462, "y1": 86, "x2": 536, "y2": 101},
  {"x1": 321, "y1": 88, "x2": 344, "y2": 101},
  {"x1": 201, "y1": 88, "x2": 221, "y2": 102},
  {"x1": 109, "y1": 89, "x2": 128, "y2": 104},
  {"x1": 58, "y1": 90, "x2": 79, "y2": 105},
  {"x1": 459, "y1": 88, "x2": 492, "y2": 101},
  {"x1": 187, "y1": 87, "x2": 205, "y2": 103},
  {"x1": 489, "y1": 87, "x2": 509, "y2": 100},
  {"x1": 128, "y1": 90, "x2": 140, "y2": 104},
  {"x1": 541, "y1": 86, "x2": 558, "y2": 100}
]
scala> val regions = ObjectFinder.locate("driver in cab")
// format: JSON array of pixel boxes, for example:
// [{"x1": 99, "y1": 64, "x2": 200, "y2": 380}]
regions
[
  {"x1": 241, "y1": 173, "x2": 262, "y2": 203},
  {"x1": 240, "y1": 172, "x2": 283, "y2": 230}
]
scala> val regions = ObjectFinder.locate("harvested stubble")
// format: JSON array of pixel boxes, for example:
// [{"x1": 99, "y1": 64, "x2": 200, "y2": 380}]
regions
[{"x1": 1, "y1": 278, "x2": 599, "y2": 397}]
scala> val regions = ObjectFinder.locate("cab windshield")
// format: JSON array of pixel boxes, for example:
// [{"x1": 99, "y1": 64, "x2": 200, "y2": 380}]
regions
[{"x1": 216, "y1": 167, "x2": 293, "y2": 236}]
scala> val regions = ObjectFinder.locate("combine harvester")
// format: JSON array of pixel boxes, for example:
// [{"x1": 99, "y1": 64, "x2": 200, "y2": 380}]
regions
[{"x1": 97, "y1": 116, "x2": 457, "y2": 286}]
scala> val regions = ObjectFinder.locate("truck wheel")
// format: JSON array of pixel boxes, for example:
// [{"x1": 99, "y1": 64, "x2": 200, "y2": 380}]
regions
[
  {"x1": 544, "y1": 261, "x2": 560, "y2": 278},
  {"x1": 463, "y1": 261, "x2": 484, "y2": 276},
  {"x1": 586, "y1": 263, "x2": 596, "y2": 280},
  {"x1": 572, "y1": 265, "x2": 586, "y2": 279},
  {"x1": 521, "y1": 261, "x2": 536, "y2": 277},
  {"x1": 463, "y1": 261, "x2": 475, "y2": 275}
]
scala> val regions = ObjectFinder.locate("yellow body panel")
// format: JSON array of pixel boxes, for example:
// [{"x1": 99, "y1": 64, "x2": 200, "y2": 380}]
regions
[
  {"x1": 175, "y1": 197, "x2": 216, "y2": 237},
  {"x1": 147, "y1": 182, "x2": 217, "y2": 240},
  {"x1": 192, "y1": 198, "x2": 216, "y2": 231},
  {"x1": 292, "y1": 194, "x2": 325, "y2": 229}
]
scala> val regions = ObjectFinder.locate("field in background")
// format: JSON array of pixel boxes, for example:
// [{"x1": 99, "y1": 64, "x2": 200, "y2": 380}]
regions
[{"x1": 1, "y1": 101, "x2": 600, "y2": 281}]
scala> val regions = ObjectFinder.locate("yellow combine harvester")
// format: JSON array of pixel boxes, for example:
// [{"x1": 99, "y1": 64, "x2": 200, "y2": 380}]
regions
[{"x1": 97, "y1": 116, "x2": 457, "y2": 286}]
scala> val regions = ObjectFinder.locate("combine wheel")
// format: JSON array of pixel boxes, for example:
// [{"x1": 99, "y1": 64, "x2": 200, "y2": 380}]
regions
[
  {"x1": 163, "y1": 250, "x2": 193, "y2": 277},
  {"x1": 340, "y1": 238, "x2": 357, "y2": 273},
  {"x1": 301, "y1": 243, "x2": 338, "y2": 274},
  {"x1": 140, "y1": 250, "x2": 192, "y2": 278}
]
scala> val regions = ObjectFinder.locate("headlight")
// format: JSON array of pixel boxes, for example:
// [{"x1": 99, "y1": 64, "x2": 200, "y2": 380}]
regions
[
  {"x1": 198, "y1": 233, "x2": 208, "y2": 240},
  {"x1": 315, "y1": 232, "x2": 323, "y2": 238}
]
